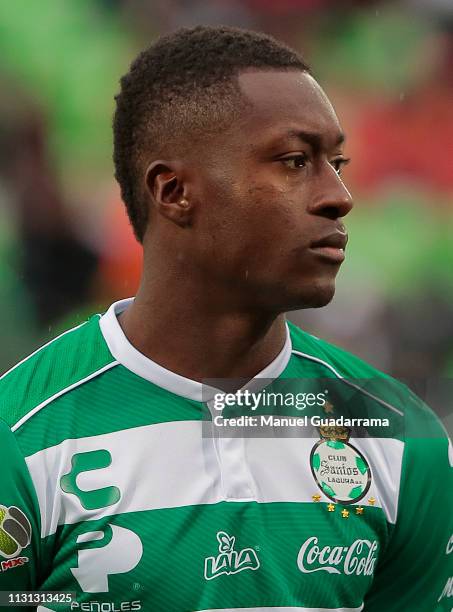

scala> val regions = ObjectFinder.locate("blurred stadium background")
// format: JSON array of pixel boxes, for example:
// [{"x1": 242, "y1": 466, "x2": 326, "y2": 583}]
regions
[{"x1": 1, "y1": 0, "x2": 452, "y2": 382}]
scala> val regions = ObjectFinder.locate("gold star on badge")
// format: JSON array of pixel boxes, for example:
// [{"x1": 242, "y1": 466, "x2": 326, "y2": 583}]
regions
[
  {"x1": 327, "y1": 503, "x2": 335, "y2": 512},
  {"x1": 341, "y1": 509, "x2": 349, "y2": 518},
  {"x1": 324, "y1": 401, "x2": 334, "y2": 414},
  {"x1": 355, "y1": 506, "x2": 364, "y2": 515},
  {"x1": 312, "y1": 494, "x2": 321, "y2": 502},
  {"x1": 368, "y1": 497, "x2": 376, "y2": 506}
]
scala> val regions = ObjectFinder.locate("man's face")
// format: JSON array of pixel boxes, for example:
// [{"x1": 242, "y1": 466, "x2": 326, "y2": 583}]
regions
[{"x1": 185, "y1": 69, "x2": 353, "y2": 312}]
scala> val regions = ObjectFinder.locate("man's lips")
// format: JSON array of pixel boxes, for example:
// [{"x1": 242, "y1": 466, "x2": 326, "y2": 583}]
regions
[{"x1": 309, "y1": 231, "x2": 348, "y2": 263}]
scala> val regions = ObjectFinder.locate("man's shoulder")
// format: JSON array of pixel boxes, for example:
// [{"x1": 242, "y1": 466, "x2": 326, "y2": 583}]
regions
[
  {"x1": 287, "y1": 321, "x2": 447, "y2": 435},
  {"x1": 0, "y1": 315, "x2": 116, "y2": 430},
  {"x1": 288, "y1": 320, "x2": 388, "y2": 379}
]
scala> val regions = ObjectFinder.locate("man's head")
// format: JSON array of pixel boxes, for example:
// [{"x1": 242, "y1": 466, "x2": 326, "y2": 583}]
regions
[{"x1": 113, "y1": 26, "x2": 353, "y2": 312}]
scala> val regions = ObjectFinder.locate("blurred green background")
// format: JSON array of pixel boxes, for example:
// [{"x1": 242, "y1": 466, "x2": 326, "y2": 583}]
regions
[{"x1": 0, "y1": 0, "x2": 452, "y2": 381}]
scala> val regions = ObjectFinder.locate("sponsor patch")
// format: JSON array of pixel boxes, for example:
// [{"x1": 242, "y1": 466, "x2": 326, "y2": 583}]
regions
[
  {"x1": 204, "y1": 531, "x2": 260, "y2": 580},
  {"x1": 297, "y1": 536, "x2": 378, "y2": 576},
  {"x1": 0, "y1": 505, "x2": 32, "y2": 566}
]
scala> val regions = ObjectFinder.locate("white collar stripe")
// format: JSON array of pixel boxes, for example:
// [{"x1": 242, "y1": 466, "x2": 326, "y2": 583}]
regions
[{"x1": 99, "y1": 298, "x2": 292, "y2": 402}]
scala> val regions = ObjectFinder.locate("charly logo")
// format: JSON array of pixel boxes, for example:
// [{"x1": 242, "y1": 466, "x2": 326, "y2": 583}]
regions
[
  {"x1": 297, "y1": 537, "x2": 378, "y2": 576},
  {"x1": 0, "y1": 505, "x2": 31, "y2": 571},
  {"x1": 71, "y1": 525, "x2": 143, "y2": 592},
  {"x1": 204, "y1": 531, "x2": 260, "y2": 580},
  {"x1": 60, "y1": 449, "x2": 121, "y2": 510},
  {"x1": 310, "y1": 429, "x2": 372, "y2": 504}
]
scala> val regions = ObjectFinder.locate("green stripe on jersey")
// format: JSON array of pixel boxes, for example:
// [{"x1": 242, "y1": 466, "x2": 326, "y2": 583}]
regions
[
  {"x1": 39, "y1": 502, "x2": 384, "y2": 611},
  {"x1": 0, "y1": 316, "x2": 114, "y2": 430}
]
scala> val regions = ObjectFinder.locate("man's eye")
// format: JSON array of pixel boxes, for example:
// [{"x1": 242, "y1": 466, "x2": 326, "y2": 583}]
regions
[
  {"x1": 331, "y1": 157, "x2": 351, "y2": 176},
  {"x1": 281, "y1": 155, "x2": 307, "y2": 170}
]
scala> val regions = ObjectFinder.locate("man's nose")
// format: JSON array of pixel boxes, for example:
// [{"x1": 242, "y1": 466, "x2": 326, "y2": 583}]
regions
[{"x1": 307, "y1": 165, "x2": 353, "y2": 219}]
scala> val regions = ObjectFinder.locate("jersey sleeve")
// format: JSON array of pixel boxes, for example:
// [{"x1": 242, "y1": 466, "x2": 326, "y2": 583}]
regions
[
  {"x1": 0, "y1": 418, "x2": 42, "y2": 610},
  {"x1": 364, "y1": 396, "x2": 453, "y2": 611}
]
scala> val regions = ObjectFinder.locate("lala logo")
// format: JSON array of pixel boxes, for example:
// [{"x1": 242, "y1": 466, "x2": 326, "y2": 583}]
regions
[
  {"x1": 204, "y1": 531, "x2": 260, "y2": 580},
  {"x1": 297, "y1": 537, "x2": 378, "y2": 576}
]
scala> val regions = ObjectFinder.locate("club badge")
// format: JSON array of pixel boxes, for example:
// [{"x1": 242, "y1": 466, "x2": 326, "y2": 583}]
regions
[{"x1": 310, "y1": 425, "x2": 372, "y2": 505}]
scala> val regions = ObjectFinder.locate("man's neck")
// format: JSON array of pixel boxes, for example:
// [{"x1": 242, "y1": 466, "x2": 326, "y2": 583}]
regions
[{"x1": 118, "y1": 284, "x2": 287, "y2": 384}]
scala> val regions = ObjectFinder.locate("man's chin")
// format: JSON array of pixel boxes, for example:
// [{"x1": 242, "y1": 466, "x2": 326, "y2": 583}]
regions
[{"x1": 287, "y1": 281, "x2": 336, "y2": 311}]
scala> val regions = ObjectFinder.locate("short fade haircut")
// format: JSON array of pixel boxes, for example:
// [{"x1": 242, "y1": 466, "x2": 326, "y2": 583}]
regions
[{"x1": 113, "y1": 26, "x2": 310, "y2": 242}]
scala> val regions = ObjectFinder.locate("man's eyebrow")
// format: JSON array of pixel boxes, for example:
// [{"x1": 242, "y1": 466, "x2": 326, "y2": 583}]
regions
[{"x1": 283, "y1": 129, "x2": 345, "y2": 152}]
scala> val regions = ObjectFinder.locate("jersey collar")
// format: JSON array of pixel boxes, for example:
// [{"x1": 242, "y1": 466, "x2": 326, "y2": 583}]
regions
[{"x1": 99, "y1": 298, "x2": 292, "y2": 402}]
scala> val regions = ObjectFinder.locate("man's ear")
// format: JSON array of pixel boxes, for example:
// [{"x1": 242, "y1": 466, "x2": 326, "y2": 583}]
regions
[{"x1": 145, "y1": 160, "x2": 193, "y2": 227}]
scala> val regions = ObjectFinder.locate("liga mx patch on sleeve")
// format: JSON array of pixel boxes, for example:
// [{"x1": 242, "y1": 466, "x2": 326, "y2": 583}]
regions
[{"x1": 0, "y1": 504, "x2": 31, "y2": 571}]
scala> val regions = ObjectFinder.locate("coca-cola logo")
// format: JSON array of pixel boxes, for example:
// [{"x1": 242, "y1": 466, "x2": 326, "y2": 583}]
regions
[{"x1": 297, "y1": 537, "x2": 378, "y2": 576}]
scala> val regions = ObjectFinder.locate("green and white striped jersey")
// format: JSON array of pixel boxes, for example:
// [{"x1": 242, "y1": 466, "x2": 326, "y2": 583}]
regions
[{"x1": 0, "y1": 298, "x2": 452, "y2": 611}]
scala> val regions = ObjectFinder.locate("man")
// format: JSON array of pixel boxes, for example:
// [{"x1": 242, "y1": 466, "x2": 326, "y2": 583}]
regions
[{"x1": 0, "y1": 26, "x2": 451, "y2": 612}]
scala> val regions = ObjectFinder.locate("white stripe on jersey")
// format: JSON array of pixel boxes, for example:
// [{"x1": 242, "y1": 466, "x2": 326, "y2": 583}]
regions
[{"x1": 25, "y1": 420, "x2": 403, "y2": 537}]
